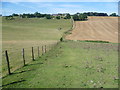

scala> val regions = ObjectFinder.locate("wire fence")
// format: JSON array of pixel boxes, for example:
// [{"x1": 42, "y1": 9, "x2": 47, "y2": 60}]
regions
[{"x1": 2, "y1": 41, "x2": 59, "y2": 77}]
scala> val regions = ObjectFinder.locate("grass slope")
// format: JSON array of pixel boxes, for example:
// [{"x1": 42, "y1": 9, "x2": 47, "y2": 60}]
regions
[
  {"x1": 2, "y1": 18, "x2": 72, "y2": 76},
  {"x1": 2, "y1": 18, "x2": 72, "y2": 50},
  {"x1": 2, "y1": 41, "x2": 118, "y2": 88}
]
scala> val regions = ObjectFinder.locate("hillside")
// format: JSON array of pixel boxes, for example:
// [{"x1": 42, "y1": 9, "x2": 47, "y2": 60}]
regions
[
  {"x1": 2, "y1": 18, "x2": 72, "y2": 76},
  {"x1": 2, "y1": 41, "x2": 118, "y2": 88}
]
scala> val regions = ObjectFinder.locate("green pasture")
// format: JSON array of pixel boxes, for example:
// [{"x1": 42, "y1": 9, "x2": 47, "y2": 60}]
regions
[
  {"x1": 2, "y1": 41, "x2": 118, "y2": 88},
  {"x1": 2, "y1": 17, "x2": 72, "y2": 76},
  {"x1": 1, "y1": 17, "x2": 118, "y2": 88}
]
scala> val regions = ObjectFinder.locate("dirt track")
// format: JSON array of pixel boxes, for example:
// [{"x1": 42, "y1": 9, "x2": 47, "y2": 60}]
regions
[{"x1": 66, "y1": 16, "x2": 118, "y2": 43}]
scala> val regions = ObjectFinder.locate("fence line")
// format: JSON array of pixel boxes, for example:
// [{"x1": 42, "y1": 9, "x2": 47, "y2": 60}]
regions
[
  {"x1": 5, "y1": 50, "x2": 11, "y2": 75},
  {"x1": 71, "y1": 17, "x2": 75, "y2": 30},
  {"x1": 2, "y1": 41, "x2": 59, "y2": 77},
  {"x1": 22, "y1": 48, "x2": 25, "y2": 66}
]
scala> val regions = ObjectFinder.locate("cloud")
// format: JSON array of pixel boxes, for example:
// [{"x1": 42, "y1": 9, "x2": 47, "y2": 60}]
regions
[
  {"x1": 1, "y1": 2, "x2": 118, "y2": 16},
  {"x1": 59, "y1": 4, "x2": 82, "y2": 8},
  {"x1": 2, "y1": 8, "x2": 15, "y2": 15},
  {"x1": 2, "y1": 0, "x2": 119, "y2": 2}
]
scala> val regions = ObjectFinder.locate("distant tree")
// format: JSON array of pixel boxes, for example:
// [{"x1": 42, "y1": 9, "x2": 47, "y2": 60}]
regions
[
  {"x1": 56, "y1": 16, "x2": 61, "y2": 19},
  {"x1": 60, "y1": 37, "x2": 63, "y2": 42},
  {"x1": 110, "y1": 13, "x2": 117, "y2": 16},
  {"x1": 83, "y1": 12, "x2": 108, "y2": 16},
  {"x1": 40, "y1": 14, "x2": 46, "y2": 17},
  {"x1": 34, "y1": 12, "x2": 41, "y2": 18},
  {"x1": 63, "y1": 17, "x2": 67, "y2": 19},
  {"x1": 26, "y1": 14, "x2": 31, "y2": 18},
  {"x1": 5, "y1": 15, "x2": 14, "y2": 20},
  {"x1": 79, "y1": 14, "x2": 87, "y2": 20},
  {"x1": 79, "y1": 14, "x2": 84, "y2": 20},
  {"x1": 30, "y1": 14, "x2": 35, "y2": 18},
  {"x1": 73, "y1": 13, "x2": 87, "y2": 21},
  {"x1": 12, "y1": 13, "x2": 19, "y2": 16},
  {"x1": 19, "y1": 14, "x2": 23, "y2": 18},
  {"x1": 46, "y1": 14, "x2": 52, "y2": 19},
  {"x1": 73, "y1": 14, "x2": 79, "y2": 21},
  {"x1": 58, "y1": 13, "x2": 62, "y2": 16},
  {"x1": 76, "y1": 12, "x2": 80, "y2": 15},
  {"x1": 64, "y1": 13, "x2": 71, "y2": 19},
  {"x1": 22, "y1": 13, "x2": 26, "y2": 18}
]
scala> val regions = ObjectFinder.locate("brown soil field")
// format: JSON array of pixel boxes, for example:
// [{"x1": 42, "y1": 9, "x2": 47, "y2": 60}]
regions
[{"x1": 66, "y1": 16, "x2": 119, "y2": 43}]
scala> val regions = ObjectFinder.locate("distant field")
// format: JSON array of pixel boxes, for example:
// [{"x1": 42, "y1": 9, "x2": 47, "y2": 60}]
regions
[
  {"x1": 2, "y1": 17, "x2": 72, "y2": 51},
  {"x1": 66, "y1": 16, "x2": 118, "y2": 43},
  {"x1": 2, "y1": 17, "x2": 72, "y2": 76}
]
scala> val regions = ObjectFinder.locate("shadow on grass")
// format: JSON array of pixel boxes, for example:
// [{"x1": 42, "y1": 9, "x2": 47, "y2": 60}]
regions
[
  {"x1": 69, "y1": 40, "x2": 110, "y2": 43},
  {"x1": 1, "y1": 80, "x2": 26, "y2": 87},
  {"x1": 83, "y1": 40, "x2": 109, "y2": 43},
  {"x1": 13, "y1": 69, "x2": 36, "y2": 75},
  {"x1": 2, "y1": 62, "x2": 43, "y2": 79},
  {"x1": 25, "y1": 62, "x2": 44, "y2": 66},
  {"x1": 2, "y1": 69, "x2": 34, "y2": 79}
]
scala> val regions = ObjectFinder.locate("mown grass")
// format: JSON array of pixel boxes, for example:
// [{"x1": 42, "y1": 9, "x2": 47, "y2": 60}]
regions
[
  {"x1": 2, "y1": 41, "x2": 118, "y2": 88},
  {"x1": 2, "y1": 17, "x2": 72, "y2": 76}
]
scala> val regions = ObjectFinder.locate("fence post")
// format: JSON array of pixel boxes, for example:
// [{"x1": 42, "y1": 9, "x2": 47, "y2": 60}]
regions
[
  {"x1": 5, "y1": 50, "x2": 11, "y2": 75},
  {"x1": 22, "y1": 48, "x2": 25, "y2": 66},
  {"x1": 38, "y1": 46, "x2": 40, "y2": 57},
  {"x1": 45, "y1": 45, "x2": 47, "y2": 53},
  {"x1": 32, "y1": 47, "x2": 35, "y2": 61},
  {"x1": 42, "y1": 46, "x2": 44, "y2": 55}
]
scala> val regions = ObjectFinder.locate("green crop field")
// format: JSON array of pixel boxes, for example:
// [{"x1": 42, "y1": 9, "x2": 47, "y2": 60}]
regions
[
  {"x1": 2, "y1": 17, "x2": 72, "y2": 76},
  {"x1": 2, "y1": 41, "x2": 118, "y2": 88}
]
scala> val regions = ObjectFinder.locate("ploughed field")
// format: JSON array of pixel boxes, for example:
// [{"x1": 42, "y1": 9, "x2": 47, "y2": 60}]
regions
[{"x1": 66, "y1": 16, "x2": 118, "y2": 43}]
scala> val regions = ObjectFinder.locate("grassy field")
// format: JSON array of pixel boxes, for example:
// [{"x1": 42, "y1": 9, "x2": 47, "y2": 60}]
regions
[
  {"x1": 2, "y1": 41, "x2": 118, "y2": 88},
  {"x1": 2, "y1": 17, "x2": 118, "y2": 88},
  {"x1": 2, "y1": 17, "x2": 72, "y2": 76},
  {"x1": 2, "y1": 17, "x2": 72, "y2": 50}
]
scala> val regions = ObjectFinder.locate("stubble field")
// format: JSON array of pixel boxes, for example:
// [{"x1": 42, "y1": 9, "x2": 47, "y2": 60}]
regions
[{"x1": 66, "y1": 16, "x2": 118, "y2": 43}]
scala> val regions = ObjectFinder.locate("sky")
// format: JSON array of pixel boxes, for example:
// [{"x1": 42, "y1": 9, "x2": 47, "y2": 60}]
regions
[{"x1": 1, "y1": 1, "x2": 119, "y2": 16}]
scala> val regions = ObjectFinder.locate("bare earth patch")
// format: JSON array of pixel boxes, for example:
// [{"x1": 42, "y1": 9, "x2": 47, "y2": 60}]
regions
[{"x1": 66, "y1": 16, "x2": 118, "y2": 43}]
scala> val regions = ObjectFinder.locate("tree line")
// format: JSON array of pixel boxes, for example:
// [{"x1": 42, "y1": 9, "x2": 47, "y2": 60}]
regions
[
  {"x1": 5, "y1": 12, "x2": 71, "y2": 20},
  {"x1": 5, "y1": 12, "x2": 118, "y2": 21},
  {"x1": 83, "y1": 12, "x2": 118, "y2": 16},
  {"x1": 72, "y1": 13, "x2": 88, "y2": 21}
]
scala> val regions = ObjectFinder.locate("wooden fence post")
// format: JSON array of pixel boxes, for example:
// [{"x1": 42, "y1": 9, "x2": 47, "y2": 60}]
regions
[
  {"x1": 22, "y1": 48, "x2": 25, "y2": 66},
  {"x1": 45, "y1": 45, "x2": 47, "y2": 53},
  {"x1": 42, "y1": 46, "x2": 44, "y2": 55},
  {"x1": 32, "y1": 47, "x2": 35, "y2": 61},
  {"x1": 5, "y1": 50, "x2": 11, "y2": 75},
  {"x1": 38, "y1": 46, "x2": 40, "y2": 57}
]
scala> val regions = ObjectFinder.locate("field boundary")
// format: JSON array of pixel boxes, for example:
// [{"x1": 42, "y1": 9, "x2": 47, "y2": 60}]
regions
[
  {"x1": 63, "y1": 18, "x2": 75, "y2": 40},
  {"x1": 2, "y1": 41, "x2": 59, "y2": 77},
  {"x1": 71, "y1": 17, "x2": 75, "y2": 30}
]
